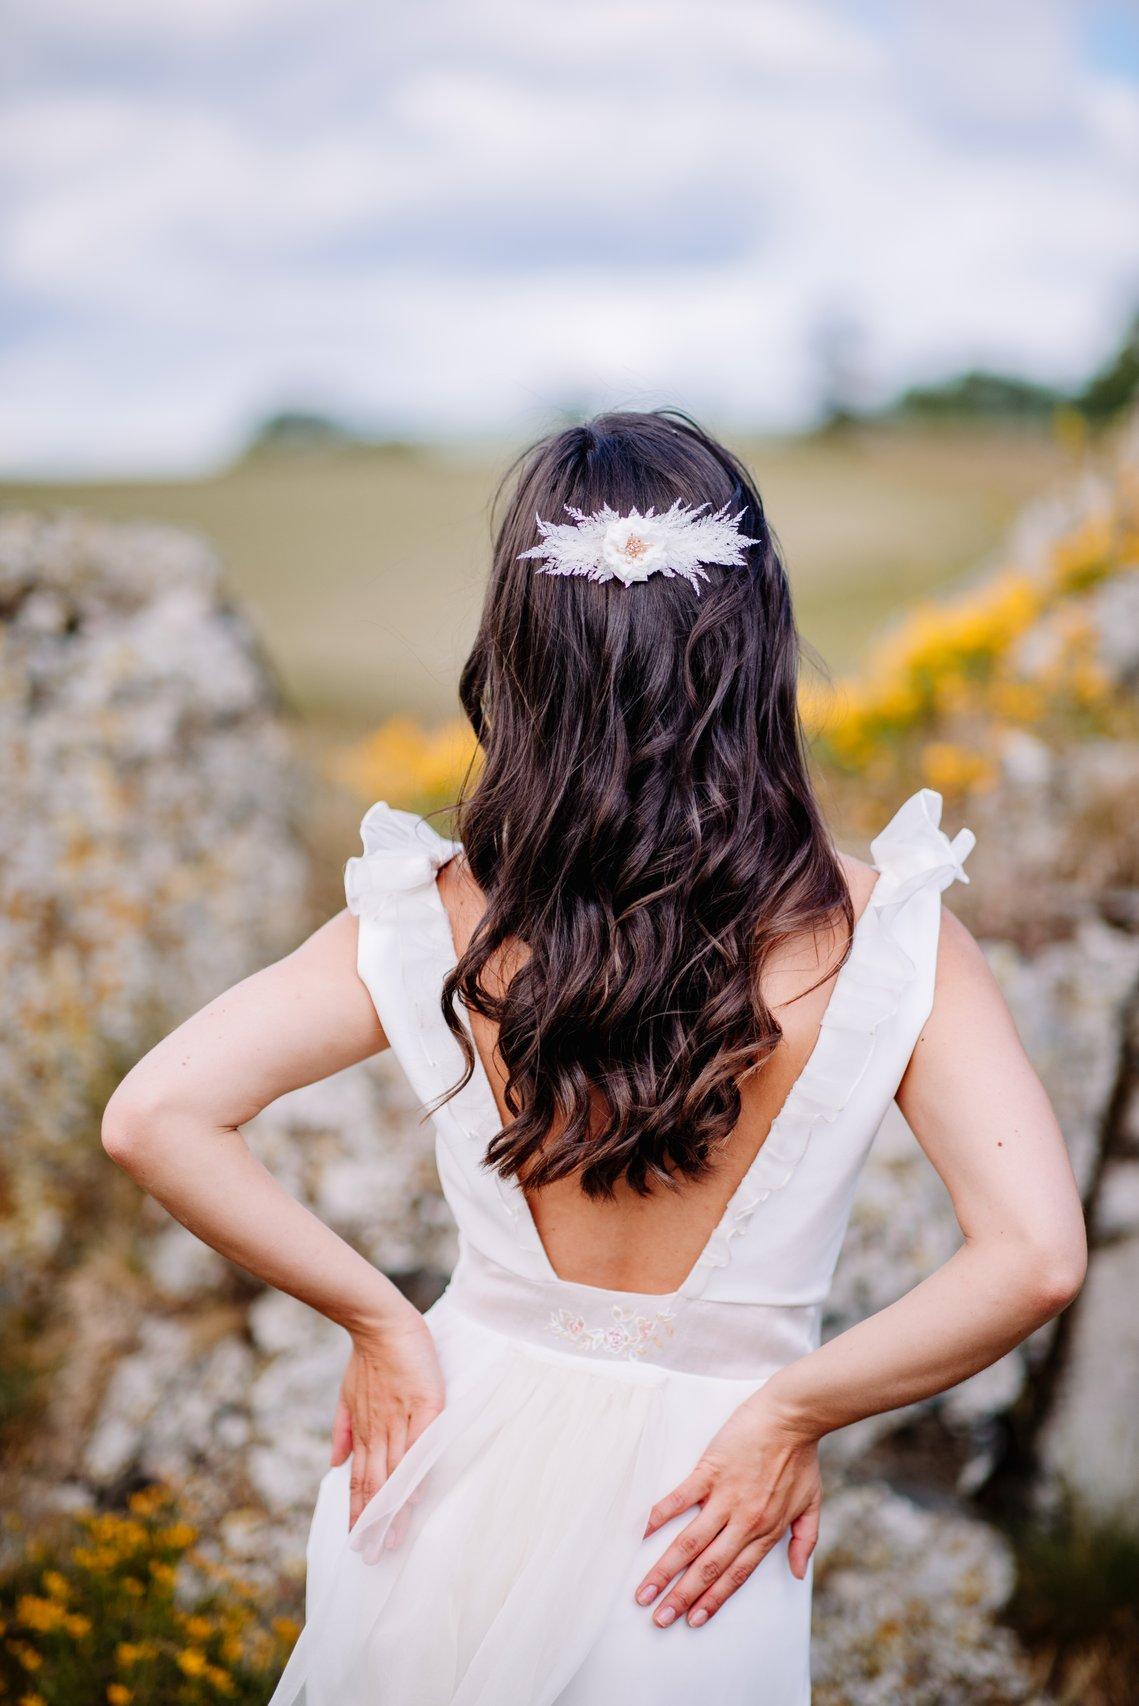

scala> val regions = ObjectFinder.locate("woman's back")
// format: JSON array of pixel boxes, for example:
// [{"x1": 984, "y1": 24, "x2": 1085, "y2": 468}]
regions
[{"x1": 440, "y1": 848, "x2": 883, "y2": 1296}]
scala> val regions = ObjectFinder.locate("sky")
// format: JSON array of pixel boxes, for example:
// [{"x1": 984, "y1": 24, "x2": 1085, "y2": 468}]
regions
[{"x1": 2, "y1": 0, "x2": 1138, "y2": 476}]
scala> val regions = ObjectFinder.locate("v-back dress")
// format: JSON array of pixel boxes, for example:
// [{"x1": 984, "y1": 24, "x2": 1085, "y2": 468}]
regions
[{"x1": 268, "y1": 789, "x2": 973, "y2": 1706}]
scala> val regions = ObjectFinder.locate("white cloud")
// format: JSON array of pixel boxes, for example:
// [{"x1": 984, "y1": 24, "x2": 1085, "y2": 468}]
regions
[{"x1": 1, "y1": 0, "x2": 1137, "y2": 472}]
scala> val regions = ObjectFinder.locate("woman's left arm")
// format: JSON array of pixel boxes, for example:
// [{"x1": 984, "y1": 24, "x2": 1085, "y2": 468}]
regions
[
  {"x1": 637, "y1": 909, "x2": 1087, "y2": 1630},
  {"x1": 102, "y1": 909, "x2": 446, "y2": 1527}
]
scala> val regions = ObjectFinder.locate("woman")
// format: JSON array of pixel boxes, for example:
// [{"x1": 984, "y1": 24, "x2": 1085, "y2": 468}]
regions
[{"x1": 103, "y1": 412, "x2": 1086, "y2": 1705}]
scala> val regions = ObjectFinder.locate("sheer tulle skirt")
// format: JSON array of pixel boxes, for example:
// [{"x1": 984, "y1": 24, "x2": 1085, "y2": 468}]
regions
[{"x1": 268, "y1": 1298, "x2": 810, "y2": 1706}]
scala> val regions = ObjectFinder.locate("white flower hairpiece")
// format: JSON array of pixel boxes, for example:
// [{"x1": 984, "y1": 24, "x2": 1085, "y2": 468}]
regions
[{"x1": 519, "y1": 500, "x2": 759, "y2": 591}]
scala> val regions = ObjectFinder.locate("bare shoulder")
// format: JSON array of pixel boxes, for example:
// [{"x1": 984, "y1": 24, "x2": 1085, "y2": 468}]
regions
[
  {"x1": 438, "y1": 851, "x2": 484, "y2": 928},
  {"x1": 932, "y1": 905, "x2": 1007, "y2": 1004},
  {"x1": 837, "y1": 851, "x2": 879, "y2": 919}
]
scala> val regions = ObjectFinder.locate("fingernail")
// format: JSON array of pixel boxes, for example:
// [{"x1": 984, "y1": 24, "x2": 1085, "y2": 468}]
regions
[
  {"x1": 636, "y1": 1585, "x2": 657, "y2": 1606},
  {"x1": 655, "y1": 1606, "x2": 676, "y2": 1628},
  {"x1": 689, "y1": 1609, "x2": 708, "y2": 1628}
]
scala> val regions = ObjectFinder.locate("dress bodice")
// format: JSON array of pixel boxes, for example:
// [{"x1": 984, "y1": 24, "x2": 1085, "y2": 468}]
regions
[{"x1": 345, "y1": 792, "x2": 973, "y2": 1365}]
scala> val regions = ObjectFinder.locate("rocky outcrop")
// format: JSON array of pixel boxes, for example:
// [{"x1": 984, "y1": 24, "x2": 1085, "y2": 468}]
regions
[
  {"x1": 0, "y1": 511, "x2": 308, "y2": 1321},
  {"x1": 812, "y1": 1484, "x2": 1039, "y2": 1705}
]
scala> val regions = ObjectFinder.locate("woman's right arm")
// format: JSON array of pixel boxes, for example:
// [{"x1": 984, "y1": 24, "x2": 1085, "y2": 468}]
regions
[
  {"x1": 765, "y1": 909, "x2": 1088, "y2": 1425},
  {"x1": 102, "y1": 909, "x2": 445, "y2": 1527},
  {"x1": 637, "y1": 907, "x2": 1087, "y2": 1630}
]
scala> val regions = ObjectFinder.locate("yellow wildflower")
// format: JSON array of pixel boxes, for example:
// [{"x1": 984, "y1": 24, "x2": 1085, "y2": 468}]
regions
[
  {"x1": 41, "y1": 1571, "x2": 70, "y2": 1602},
  {"x1": 987, "y1": 680, "x2": 1045, "y2": 725},
  {"x1": 65, "y1": 1612, "x2": 92, "y2": 1638},
  {"x1": 19, "y1": 1694, "x2": 47, "y2": 1706},
  {"x1": 180, "y1": 1614, "x2": 213, "y2": 1642},
  {"x1": 127, "y1": 1486, "x2": 169, "y2": 1518},
  {"x1": 176, "y1": 1648, "x2": 208, "y2": 1677},
  {"x1": 1051, "y1": 514, "x2": 1113, "y2": 590},
  {"x1": 332, "y1": 715, "x2": 477, "y2": 811},
  {"x1": 107, "y1": 1687, "x2": 132, "y2": 1706},
  {"x1": 920, "y1": 742, "x2": 996, "y2": 796},
  {"x1": 273, "y1": 1615, "x2": 302, "y2": 1643},
  {"x1": 206, "y1": 1668, "x2": 235, "y2": 1696},
  {"x1": 9, "y1": 1643, "x2": 42, "y2": 1672},
  {"x1": 86, "y1": 1514, "x2": 147, "y2": 1553},
  {"x1": 115, "y1": 1642, "x2": 144, "y2": 1668},
  {"x1": 148, "y1": 1560, "x2": 176, "y2": 1587},
  {"x1": 1069, "y1": 661, "x2": 1110, "y2": 706},
  {"x1": 796, "y1": 678, "x2": 837, "y2": 736},
  {"x1": 157, "y1": 1521, "x2": 198, "y2": 1551},
  {"x1": 16, "y1": 1596, "x2": 65, "y2": 1634},
  {"x1": 122, "y1": 1578, "x2": 145, "y2": 1598}
]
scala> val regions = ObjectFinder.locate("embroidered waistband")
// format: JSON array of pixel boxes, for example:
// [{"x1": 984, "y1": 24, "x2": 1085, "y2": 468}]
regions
[{"x1": 444, "y1": 1245, "x2": 818, "y2": 1380}]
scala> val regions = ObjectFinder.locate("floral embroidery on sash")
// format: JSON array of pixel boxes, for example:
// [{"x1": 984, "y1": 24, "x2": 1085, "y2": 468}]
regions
[{"x1": 547, "y1": 1301, "x2": 677, "y2": 1360}]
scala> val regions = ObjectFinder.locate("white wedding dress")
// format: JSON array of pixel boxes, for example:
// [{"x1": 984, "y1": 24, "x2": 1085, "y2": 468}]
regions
[{"x1": 268, "y1": 789, "x2": 973, "y2": 1706}]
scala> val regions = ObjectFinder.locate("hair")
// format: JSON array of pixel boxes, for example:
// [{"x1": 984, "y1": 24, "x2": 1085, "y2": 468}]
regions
[{"x1": 441, "y1": 409, "x2": 852, "y2": 1199}]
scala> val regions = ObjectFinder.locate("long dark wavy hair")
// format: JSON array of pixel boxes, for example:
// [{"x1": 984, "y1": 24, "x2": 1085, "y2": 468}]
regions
[{"x1": 441, "y1": 410, "x2": 851, "y2": 1199}]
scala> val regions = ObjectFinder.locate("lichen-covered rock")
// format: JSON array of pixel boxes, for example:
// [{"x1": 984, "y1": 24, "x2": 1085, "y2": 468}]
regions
[
  {"x1": 83, "y1": 1315, "x2": 256, "y2": 1490},
  {"x1": 0, "y1": 510, "x2": 308, "y2": 1311},
  {"x1": 812, "y1": 1484, "x2": 1041, "y2": 1704},
  {"x1": 1038, "y1": 1149, "x2": 1139, "y2": 1532},
  {"x1": 244, "y1": 1055, "x2": 458, "y2": 1283}
]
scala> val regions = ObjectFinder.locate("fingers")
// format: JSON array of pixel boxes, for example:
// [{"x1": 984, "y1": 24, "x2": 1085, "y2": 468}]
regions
[
  {"x1": 650, "y1": 1503, "x2": 819, "y2": 1629},
  {"x1": 345, "y1": 1401, "x2": 444, "y2": 1532},
  {"x1": 684, "y1": 1536, "x2": 773, "y2": 1626},
  {"x1": 387, "y1": 1413, "x2": 409, "y2": 1478},
  {"x1": 348, "y1": 1435, "x2": 388, "y2": 1531},
  {"x1": 643, "y1": 1468, "x2": 709, "y2": 1539},
  {"x1": 329, "y1": 1396, "x2": 352, "y2": 1467},
  {"x1": 635, "y1": 1502, "x2": 726, "y2": 1609},
  {"x1": 380, "y1": 1414, "x2": 410, "y2": 1548},
  {"x1": 407, "y1": 1397, "x2": 443, "y2": 1452},
  {"x1": 788, "y1": 1495, "x2": 821, "y2": 1581}
]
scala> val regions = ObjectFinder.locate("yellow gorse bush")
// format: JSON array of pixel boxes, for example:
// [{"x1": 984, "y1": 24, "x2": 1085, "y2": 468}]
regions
[
  {"x1": 796, "y1": 451, "x2": 1135, "y2": 801},
  {"x1": 0, "y1": 1487, "x2": 296, "y2": 1705}
]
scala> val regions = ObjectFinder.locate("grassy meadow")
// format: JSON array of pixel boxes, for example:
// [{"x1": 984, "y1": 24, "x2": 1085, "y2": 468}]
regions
[{"x1": 0, "y1": 423, "x2": 1078, "y2": 740}]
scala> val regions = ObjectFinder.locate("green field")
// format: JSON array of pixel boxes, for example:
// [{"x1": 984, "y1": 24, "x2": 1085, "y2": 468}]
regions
[{"x1": 0, "y1": 424, "x2": 1076, "y2": 734}]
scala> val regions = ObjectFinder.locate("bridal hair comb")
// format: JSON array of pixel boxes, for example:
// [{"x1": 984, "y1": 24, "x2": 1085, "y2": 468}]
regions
[{"x1": 519, "y1": 501, "x2": 759, "y2": 591}]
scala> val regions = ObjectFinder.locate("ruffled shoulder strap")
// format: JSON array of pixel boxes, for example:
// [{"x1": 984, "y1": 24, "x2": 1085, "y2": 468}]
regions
[
  {"x1": 344, "y1": 801, "x2": 459, "y2": 919},
  {"x1": 869, "y1": 787, "x2": 975, "y2": 905}
]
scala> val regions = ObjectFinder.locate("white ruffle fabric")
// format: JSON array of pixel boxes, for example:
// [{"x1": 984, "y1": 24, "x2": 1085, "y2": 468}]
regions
[{"x1": 266, "y1": 787, "x2": 973, "y2": 1705}]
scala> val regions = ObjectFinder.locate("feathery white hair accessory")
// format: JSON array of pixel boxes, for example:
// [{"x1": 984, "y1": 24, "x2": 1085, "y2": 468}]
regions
[{"x1": 519, "y1": 501, "x2": 758, "y2": 591}]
